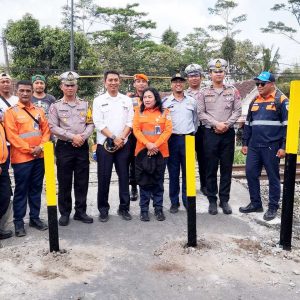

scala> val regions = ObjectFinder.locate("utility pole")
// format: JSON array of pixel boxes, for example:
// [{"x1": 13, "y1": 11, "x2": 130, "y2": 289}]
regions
[
  {"x1": 70, "y1": 0, "x2": 75, "y2": 71},
  {"x1": 2, "y1": 35, "x2": 10, "y2": 73}
]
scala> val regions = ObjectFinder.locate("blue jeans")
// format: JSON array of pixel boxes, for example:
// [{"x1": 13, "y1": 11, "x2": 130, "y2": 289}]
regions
[
  {"x1": 246, "y1": 145, "x2": 280, "y2": 210},
  {"x1": 12, "y1": 158, "x2": 44, "y2": 225},
  {"x1": 167, "y1": 135, "x2": 187, "y2": 206},
  {"x1": 139, "y1": 160, "x2": 167, "y2": 212}
]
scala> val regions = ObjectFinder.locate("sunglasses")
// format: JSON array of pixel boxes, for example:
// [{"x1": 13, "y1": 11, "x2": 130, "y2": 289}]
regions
[{"x1": 255, "y1": 82, "x2": 268, "y2": 87}]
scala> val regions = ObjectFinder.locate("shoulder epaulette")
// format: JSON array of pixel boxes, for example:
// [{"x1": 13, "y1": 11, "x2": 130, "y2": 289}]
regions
[{"x1": 54, "y1": 99, "x2": 62, "y2": 103}]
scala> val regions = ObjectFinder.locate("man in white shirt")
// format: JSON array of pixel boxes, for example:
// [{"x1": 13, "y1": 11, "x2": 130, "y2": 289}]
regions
[
  {"x1": 93, "y1": 70, "x2": 134, "y2": 222},
  {"x1": 0, "y1": 73, "x2": 18, "y2": 122}
]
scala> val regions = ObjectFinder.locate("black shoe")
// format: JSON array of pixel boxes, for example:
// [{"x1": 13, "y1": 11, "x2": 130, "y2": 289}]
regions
[
  {"x1": 0, "y1": 229, "x2": 13, "y2": 240},
  {"x1": 130, "y1": 186, "x2": 138, "y2": 201},
  {"x1": 239, "y1": 203, "x2": 263, "y2": 214},
  {"x1": 169, "y1": 204, "x2": 179, "y2": 214},
  {"x1": 29, "y1": 219, "x2": 48, "y2": 231},
  {"x1": 99, "y1": 211, "x2": 109, "y2": 222},
  {"x1": 74, "y1": 213, "x2": 93, "y2": 224},
  {"x1": 118, "y1": 210, "x2": 132, "y2": 221},
  {"x1": 140, "y1": 212, "x2": 150, "y2": 222},
  {"x1": 15, "y1": 223, "x2": 26, "y2": 237},
  {"x1": 201, "y1": 186, "x2": 208, "y2": 196},
  {"x1": 208, "y1": 202, "x2": 218, "y2": 215},
  {"x1": 59, "y1": 215, "x2": 69, "y2": 226},
  {"x1": 263, "y1": 208, "x2": 277, "y2": 221},
  {"x1": 220, "y1": 202, "x2": 232, "y2": 215},
  {"x1": 155, "y1": 210, "x2": 166, "y2": 221}
]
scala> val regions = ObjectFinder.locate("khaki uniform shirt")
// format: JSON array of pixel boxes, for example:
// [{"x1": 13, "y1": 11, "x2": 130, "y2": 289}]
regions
[
  {"x1": 197, "y1": 84, "x2": 242, "y2": 128},
  {"x1": 48, "y1": 98, "x2": 94, "y2": 141}
]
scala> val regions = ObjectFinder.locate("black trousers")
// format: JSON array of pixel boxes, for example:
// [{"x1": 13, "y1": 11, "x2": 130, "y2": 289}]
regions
[
  {"x1": 204, "y1": 128, "x2": 235, "y2": 204},
  {"x1": 195, "y1": 125, "x2": 206, "y2": 189},
  {"x1": 128, "y1": 133, "x2": 137, "y2": 187},
  {"x1": 97, "y1": 142, "x2": 130, "y2": 213},
  {"x1": 0, "y1": 162, "x2": 11, "y2": 219},
  {"x1": 56, "y1": 140, "x2": 90, "y2": 216}
]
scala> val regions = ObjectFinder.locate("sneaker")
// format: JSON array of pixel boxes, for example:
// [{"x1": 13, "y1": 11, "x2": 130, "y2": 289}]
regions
[
  {"x1": 239, "y1": 203, "x2": 263, "y2": 214},
  {"x1": 130, "y1": 186, "x2": 138, "y2": 201},
  {"x1": 140, "y1": 212, "x2": 150, "y2": 222},
  {"x1": 118, "y1": 210, "x2": 132, "y2": 221},
  {"x1": 99, "y1": 211, "x2": 109, "y2": 222},
  {"x1": 59, "y1": 215, "x2": 70, "y2": 226},
  {"x1": 15, "y1": 223, "x2": 26, "y2": 237},
  {"x1": 0, "y1": 229, "x2": 13, "y2": 240},
  {"x1": 263, "y1": 208, "x2": 277, "y2": 221},
  {"x1": 74, "y1": 212, "x2": 93, "y2": 224},
  {"x1": 219, "y1": 202, "x2": 232, "y2": 215},
  {"x1": 169, "y1": 204, "x2": 179, "y2": 214},
  {"x1": 29, "y1": 218, "x2": 48, "y2": 231},
  {"x1": 208, "y1": 202, "x2": 218, "y2": 215},
  {"x1": 155, "y1": 210, "x2": 166, "y2": 221}
]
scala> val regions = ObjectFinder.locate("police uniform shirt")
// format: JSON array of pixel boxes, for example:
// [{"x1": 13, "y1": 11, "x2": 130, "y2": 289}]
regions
[
  {"x1": 162, "y1": 93, "x2": 198, "y2": 134},
  {"x1": 197, "y1": 84, "x2": 242, "y2": 128},
  {"x1": 186, "y1": 87, "x2": 202, "y2": 126},
  {"x1": 48, "y1": 98, "x2": 94, "y2": 141},
  {"x1": 93, "y1": 92, "x2": 134, "y2": 145}
]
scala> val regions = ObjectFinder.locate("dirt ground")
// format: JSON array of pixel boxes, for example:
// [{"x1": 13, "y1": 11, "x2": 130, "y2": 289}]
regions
[{"x1": 0, "y1": 167, "x2": 300, "y2": 300}]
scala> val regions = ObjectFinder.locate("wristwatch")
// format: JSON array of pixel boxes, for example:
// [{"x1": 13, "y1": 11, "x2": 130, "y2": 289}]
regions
[
  {"x1": 39, "y1": 145, "x2": 44, "y2": 151},
  {"x1": 111, "y1": 135, "x2": 116, "y2": 140}
]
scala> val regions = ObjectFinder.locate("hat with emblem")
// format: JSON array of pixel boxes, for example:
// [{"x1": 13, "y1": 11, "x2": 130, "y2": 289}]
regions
[
  {"x1": 254, "y1": 71, "x2": 275, "y2": 82},
  {"x1": 185, "y1": 64, "x2": 203, "y2": 76},
  {"x1": 59, "y1": 71, "x2": 80, "y2": 85},
  {"x1": 32, "y1": 74, "x2": 46, "y2": 83},
  {"x1": 0, "y1": 72, "x2": 12, "y2": 80},
  {"x1": 208, "y1": 58, "x2": 228, "y2": 71},
  {"x1": 133, "y1": 73, "x2": 149, "y2": 82},
  {"x1": 171, "y1": 72, "x2": 186, "y2": 82}
]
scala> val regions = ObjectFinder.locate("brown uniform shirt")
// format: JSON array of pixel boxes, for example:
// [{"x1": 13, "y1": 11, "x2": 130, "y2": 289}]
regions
[
  {"x1": 197, "y1": 84, "x2": 242, "y2": 128},
  {"x1": 48, "y1": 98, "x2": 94, "y2": 141}
]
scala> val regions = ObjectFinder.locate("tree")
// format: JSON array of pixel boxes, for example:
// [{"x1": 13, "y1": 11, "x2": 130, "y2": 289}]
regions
[
  {"x1": 208, "y1": 0, "x2": 247, "y2": 37},
  {"x1": 161, "y1": 27, "x2": 179, "y2": 48},
  {"x1": 221, "y1": 36, "x2": 236, "y2": 65},
  {"x1": 261, "y1": 0, "x2": 300, "y2": 44}
]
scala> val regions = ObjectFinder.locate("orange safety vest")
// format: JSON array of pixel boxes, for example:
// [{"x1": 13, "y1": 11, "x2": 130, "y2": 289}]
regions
[
  {"x1": 133, "y1": 107, "x2": 172, "y2": 157},
  {"x1": 0, "y1": 123, "x2": 8, "y2": 164},
  {"x1": 4, "y1": 101, "x2": 50, "y2": 164}
]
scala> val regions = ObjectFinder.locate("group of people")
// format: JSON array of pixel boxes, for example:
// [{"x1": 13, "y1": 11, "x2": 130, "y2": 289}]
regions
[{"x1": 0, "y1": 58, "x2": 289, "y2": 240}]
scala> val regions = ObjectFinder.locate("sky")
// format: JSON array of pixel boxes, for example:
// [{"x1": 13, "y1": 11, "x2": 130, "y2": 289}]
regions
[{"x1": 0, "y1": 0, "x2": 299, "y2": 71}]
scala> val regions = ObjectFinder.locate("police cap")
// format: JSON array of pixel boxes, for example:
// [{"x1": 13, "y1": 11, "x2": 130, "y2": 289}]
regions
[
  {"x1": 208, "y1": 59, "x2": 228, "y2": 71},
  {"x1": 59, "y1": 71, "x2": 80, "y2": 85}
]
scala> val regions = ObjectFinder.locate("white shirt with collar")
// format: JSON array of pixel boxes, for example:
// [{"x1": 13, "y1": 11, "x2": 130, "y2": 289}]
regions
[{"x1": 93, "y1": 91, "x2": 134, "y2": 145}]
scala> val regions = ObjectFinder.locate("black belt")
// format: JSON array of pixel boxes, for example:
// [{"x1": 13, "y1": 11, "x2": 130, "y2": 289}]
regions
[{"x1": 172, "y1": 132, "x2": 194, "y2": 136}]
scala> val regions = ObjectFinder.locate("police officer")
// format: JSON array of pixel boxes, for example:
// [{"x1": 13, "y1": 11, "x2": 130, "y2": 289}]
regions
[
  {"x1": 163, "y1": 72, "x2": 198, "y2": 213},
  {"x1": 128, "y1": 73, "x2": 149, "y2": 201},
  {"x1": 239, "y1": 71, "x2": 288, "y2": 221},
  {"x1": 48, "y1": 71, "x2": 94, "y2": 226},
  {"x1": 198, "y1": 59, "x2": 242, "y2": 215},
  {"x1": 93, "y1": 70, "x2": 134, "y2": 222},
  {"x1": 185, "y1": 64, "x2": 207, "y2": 196},
  {"x1": 4, "y1": 80, "x2": 50, "y2": 237}
]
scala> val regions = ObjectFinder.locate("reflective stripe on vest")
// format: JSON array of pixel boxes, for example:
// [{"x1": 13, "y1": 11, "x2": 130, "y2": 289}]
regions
[
  {"x1": 19, "y1": 131, "x2": 42, "y2": 139},
  {"x1": 250, "y1": 120, "x2": 282, "y2": 126},
  {"x1": 142, "y1": 130, "x2": 158, "y2": 136}
]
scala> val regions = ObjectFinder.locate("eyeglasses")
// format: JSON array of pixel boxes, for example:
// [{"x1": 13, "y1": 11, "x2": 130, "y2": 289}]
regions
[
  {"x1": 255, "y1": 82, "x2": 268, "y2": 87},
  {"x1": 212, "y1": 70, "x2": 224, "y2": 74}
]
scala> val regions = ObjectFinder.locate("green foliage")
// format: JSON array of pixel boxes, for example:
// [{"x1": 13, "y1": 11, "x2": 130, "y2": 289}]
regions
[
  {"x1": 161, "y1": 27, "x2": 179, "y2": 48},
  {"x1": 234, "y1": 148, "x2": 246, "y2": 164},
  {"x1": 221, "y1": 36, "x2": 236, "y2": 64}
]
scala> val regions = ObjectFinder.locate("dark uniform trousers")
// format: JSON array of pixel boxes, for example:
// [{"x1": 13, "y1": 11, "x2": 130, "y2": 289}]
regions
[
  {"x1": 246, "y1": 143, "x2": 281, "y2": 210},
  {"x1": 56, "y1": 140, "x2": 89, "y2": 217},
  {"x1": 204, "y1": 128, "x2": 235, "y2": 204},
  {"x1": 0, "y1": 162, "x2": 11, "y2": 219},
  {"x1": 12, "y1": 158, "x2": 44, "y2": 225},
  {"x1": 195, "y1": 125, "x2": 206, "y2": 189},
  {"x1": 96, "y1": 141, "x2": 130, "y2": 214},
  {"x1": 128, "y1": 133, "x2": 137, "y2": 187}
]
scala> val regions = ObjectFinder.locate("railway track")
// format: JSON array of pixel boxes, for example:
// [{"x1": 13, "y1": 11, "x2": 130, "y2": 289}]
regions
[{"x1": 232, "y1": 162, "x2": 300, "y2": 181}]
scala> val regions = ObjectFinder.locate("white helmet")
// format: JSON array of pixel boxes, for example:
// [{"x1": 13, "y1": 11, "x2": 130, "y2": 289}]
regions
[{"x1": 185, "y1": 64, "x2": 203, "y2": 76}]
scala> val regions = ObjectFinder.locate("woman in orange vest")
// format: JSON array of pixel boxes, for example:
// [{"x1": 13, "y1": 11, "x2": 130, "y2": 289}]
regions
[{"x1": 133, "y1": 87, "x2": 172, "y2": 221}]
